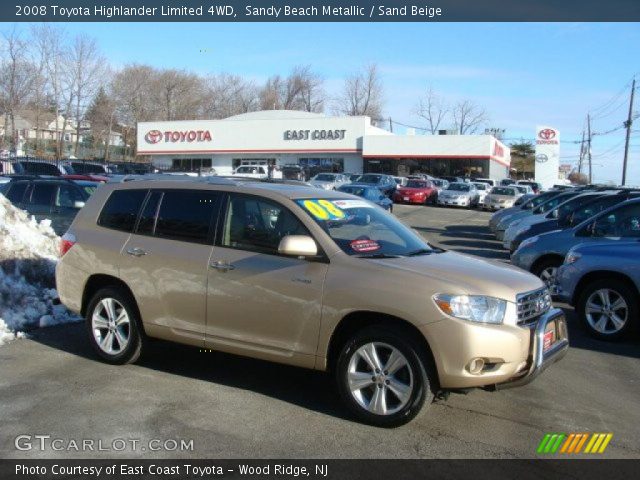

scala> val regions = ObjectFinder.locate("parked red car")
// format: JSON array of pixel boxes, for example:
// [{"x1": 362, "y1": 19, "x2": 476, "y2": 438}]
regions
[
  {"x1": 393, "y1": 179, "x2": 437, "y2": 205},
  {"x1": 62, "y1": 174, "x2": 109, "y2": 183}
]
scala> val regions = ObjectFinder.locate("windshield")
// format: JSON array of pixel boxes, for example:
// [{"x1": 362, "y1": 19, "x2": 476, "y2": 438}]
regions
[
  {"x1": 491, "y1": 187, "x2": 516, "y2": 196},
  {"x1": 339, "y1": 186, "x2": 367, "y2": 197},
  {"x1": 447, "y1": 183, "x2": 470, "y2": 192},
  {"x1": 296, "y1": 198, "x2": 433, "y2": 257},
  {"x1": 406, "y1": 180, "x2": 428, "y2": 188},
  {"x1": 432, "y1": 180, "x2": 446, "y2": 187},
  {"x1": 554, "y1": 194, "x2": 602, "y2": 219},
  {"x1": 534, "y1": 193, "x2": 577, "y2": 214},
  {"x1": 314, "y1": 174, "x2": 337, "y2": 181},
  {"x1": 473, "y1": 183, "x2": 487, "y2": 190},
  {"x1": 358, "y1": 174, "x2": 382, "y2": 184},
  {"x1": 570, "y1": 196, "x2": 623, "y2": 225}
]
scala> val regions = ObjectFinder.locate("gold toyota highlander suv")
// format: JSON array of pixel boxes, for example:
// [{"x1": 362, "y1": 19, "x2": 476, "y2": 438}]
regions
[{"x1": 56, "y1": 177, "x2": 568, "y2": 427}]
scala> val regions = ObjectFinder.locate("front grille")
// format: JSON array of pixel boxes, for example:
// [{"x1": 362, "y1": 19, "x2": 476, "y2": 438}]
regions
[{"x1": 516, "y1": 287, "x2": 551, "y2": 325}]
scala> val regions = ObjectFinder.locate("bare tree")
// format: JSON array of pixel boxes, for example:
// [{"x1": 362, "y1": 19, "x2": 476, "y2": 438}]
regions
[
  {"x1": 415, "y1": 86, "x2": 447, "y2": 135},
  {"x1": 0, "y1": 29, "x2": 36, "y2": 152},
  {"x1": 68, "y1": 34, "x2": 106, "y2": 155},
  {"x1": 202, "y1": 73, "x2": 258, "y2": 118},
  {"x1": 334, "y1": 64, "x2": 383, "y2": 119},
  {"x1": 258, "y1": 66, "x2": 325, "y2": 112},
  {"x1": 32, "y1": 24, "x2": 73, "y2": 159},
  {"x1": 152, "y1": 69, "x2": 205, "y2": 121},
  {"x1": 110, "y1": 64, "x2": 157, "y2": 125},
  {"x1": 451, "y1": 99, "x2": 488, "y2": 135}
]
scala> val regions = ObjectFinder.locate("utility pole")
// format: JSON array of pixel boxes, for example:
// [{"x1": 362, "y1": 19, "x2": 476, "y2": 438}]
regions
[
  {"x1": 388, "y1": 117, "x2": 393, "y2": 133},
  {"x1": 622, "y1": 77, "x2": 636, "y2": 186},
  {"x1": 578, "y1": 129, "x2": 585, "y2": 174},
  {"x1": 587, "y1": 114, "x2": 593, "y2": 183}
]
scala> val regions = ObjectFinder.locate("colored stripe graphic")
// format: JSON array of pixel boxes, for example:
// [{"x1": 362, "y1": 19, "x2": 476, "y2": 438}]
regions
[{"x1": 539, "y1": 433, "x2": 612, "y2": 454}]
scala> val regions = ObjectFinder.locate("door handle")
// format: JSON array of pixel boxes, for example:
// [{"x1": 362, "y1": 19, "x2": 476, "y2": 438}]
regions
[
  {"x1": 209, "y1": 260, "x2": 235, "y2": 271},
  {"x1": 126, "y1": 247, "x2": 148, "y2": 257}
]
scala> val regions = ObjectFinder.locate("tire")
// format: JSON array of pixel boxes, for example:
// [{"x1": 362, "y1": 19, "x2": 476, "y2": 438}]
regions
[
  {"x1": 85, "y1": 286, "x2": 145, "y2": 364},
  {"x1": 576, "y1": 279, "x2": 638, "y2": 341},
  {"x1": 532, "y1": 258, "x2": 562, "y2": 289},
  {"x1": 335, "y1": 326, "x2": 433, "y2": 427}
]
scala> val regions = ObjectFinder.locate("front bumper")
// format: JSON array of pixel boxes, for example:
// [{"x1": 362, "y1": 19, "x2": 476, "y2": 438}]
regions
[
  {"x1": 495, "y1": 308, "x2": 569, "y2": 389},
  {"x1": 420, "y1": 308, "x2": 568, "y2": 389},
  {"x1": 438, "y1": 197, "x2": 470, "y2": 206}
]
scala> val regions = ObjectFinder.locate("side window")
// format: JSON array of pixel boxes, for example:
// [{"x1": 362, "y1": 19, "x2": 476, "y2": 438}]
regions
[
  {"x1": 28, "y1": 183, "x2": 57, "y2": 207},
  {"x1": 221, "y1": 195, "x2": 309, "y2": 255},
  {"x1": 98, "y1": 189, "x2": 148, "y2": 232},
  {"x1": 5, "y1": 182, "x2": 28, "y2": 203},
  {"x1": 593, "y1": 204, "x2": 640, "y2": 237},
  {"x1": 136, "y1": 190, "x2": 162, "y2": 236},
  {"x1": 56, "y1": 185, "x2": 83, "y2": 208},
  {"x1": 154, "y1": 190, "x2": 220, "y2": 244}
]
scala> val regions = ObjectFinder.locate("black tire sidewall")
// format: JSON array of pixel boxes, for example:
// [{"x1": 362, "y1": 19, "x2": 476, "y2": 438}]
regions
[
  {"x1": 577, "y1": 279, "x2": 638, "y2": 341},
  {"x1": 335, "y1": 327, "x2": 432, "y2": 428},
  {"x1": 532, "y1": 258, "x2": 562, "y2": 278},
  {"x1": 86, "y1": 287, "x2": 143, "y2": 364}
]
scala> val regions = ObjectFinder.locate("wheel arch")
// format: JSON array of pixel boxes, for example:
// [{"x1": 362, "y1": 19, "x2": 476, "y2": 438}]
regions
[
  {"x1": 531, "y1": 253, "x2": 565, "y2": 274},
  {"x1": 572, "y1": 270, "x2": 640, "y2": 305},
  {"x1": 326, "y1": 311, "x2": 440, "y2": 390},
  {"x1": 81, "y1": 274, "x2": 144, "y2": 333}
]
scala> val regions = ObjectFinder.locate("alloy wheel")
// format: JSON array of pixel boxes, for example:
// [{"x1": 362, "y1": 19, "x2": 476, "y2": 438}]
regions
[
  {"x1": 347, "y1": 342, "x2": 414, "y2": 416},
  {"x1": 91, "y1": 298, "x2": 131, "y2": 355},
  {"x1": 539, "y1": 266, "x2": 558, "y2": 288},
  {"x1": 585, "y1": 288, "x2": 628, "y2": 335}
]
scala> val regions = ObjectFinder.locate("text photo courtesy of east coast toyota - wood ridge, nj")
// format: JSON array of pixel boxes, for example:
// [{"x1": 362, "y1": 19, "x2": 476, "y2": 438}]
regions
[{"x1": 0, "y1": 1, "x2": 639, "y2": 479}]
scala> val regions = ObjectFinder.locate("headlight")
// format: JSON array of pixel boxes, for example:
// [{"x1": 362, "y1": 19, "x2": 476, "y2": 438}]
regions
[
  {"x1": 518, "y1": 235, "x2": 539, "y2": 250},
  {"x1": 564, "y1": 251, "x2": 581, "y2": 264},
  {"x1": 433, "y1": 294, "x2": 506, "y2": 324}
]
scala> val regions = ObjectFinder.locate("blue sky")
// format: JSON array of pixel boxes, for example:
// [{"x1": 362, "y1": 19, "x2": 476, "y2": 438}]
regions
[{"x1": 13, "y1": 22, "x2": 640, "y2": 184}]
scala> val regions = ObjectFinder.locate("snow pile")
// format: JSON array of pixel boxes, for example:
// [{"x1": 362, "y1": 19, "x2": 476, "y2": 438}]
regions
[{"x1": 0, "y1": 194, "x2": 80, "y2": 346}]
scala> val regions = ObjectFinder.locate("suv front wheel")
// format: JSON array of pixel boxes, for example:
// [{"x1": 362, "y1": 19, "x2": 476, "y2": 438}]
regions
[
  {"x1": 336, "y1": 326, "x2": 433, "y2": 427},
  {"x1": 86, "y1": 287, "x2": 145, "y2": 364}
]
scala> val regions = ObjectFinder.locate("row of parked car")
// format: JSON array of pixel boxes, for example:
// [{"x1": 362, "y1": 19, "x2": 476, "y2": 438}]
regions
[{"x1": 488, "y1": 185, "x2": 639, "y2": 341}]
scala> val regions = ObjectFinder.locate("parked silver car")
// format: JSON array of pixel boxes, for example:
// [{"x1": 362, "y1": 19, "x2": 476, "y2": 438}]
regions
[
  {"x1": 437, "y1": 182, "x2": 480, "y2": 208},
  {"x1": 310, "y1": 173, "x2": 350, "y2": 190}
]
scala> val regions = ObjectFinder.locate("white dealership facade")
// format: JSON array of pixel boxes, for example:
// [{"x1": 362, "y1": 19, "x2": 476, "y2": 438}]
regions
[{"x1": 137, "y1": 110, "x2": 510, "y2": 179}]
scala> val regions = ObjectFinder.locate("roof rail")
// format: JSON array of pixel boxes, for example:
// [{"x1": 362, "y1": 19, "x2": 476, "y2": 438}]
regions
[{"x1": 107, "y1": 174, "x2": 238, "y2": 185}]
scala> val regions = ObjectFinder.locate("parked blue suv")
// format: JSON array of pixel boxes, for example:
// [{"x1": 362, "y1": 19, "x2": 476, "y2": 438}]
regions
[
  {"x1": 556, "y1": 242, "x2": 639, "y2": 341},
  {"x1": 511, "y1": 198, "x2": 640, "y2": 288}
]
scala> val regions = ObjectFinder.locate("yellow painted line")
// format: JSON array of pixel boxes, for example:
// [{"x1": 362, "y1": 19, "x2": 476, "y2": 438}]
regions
[
  {"x1": 560, "y1": 434, "x2": 575, "y2": 453},
  {"x1": 598, "y1": 434, "x2": 613, "y2": 453},
  {"x1": 584, "y1": 433, "x2": 599, "y2": 453},
  {"x1": 590, "y1": 434, "x2": 606, "y2": 454}
]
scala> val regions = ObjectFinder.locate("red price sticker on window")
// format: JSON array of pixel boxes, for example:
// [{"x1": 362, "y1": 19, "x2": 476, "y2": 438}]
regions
[{"x1": 350, "y1": 239, "x2": 380, "y2": 253}]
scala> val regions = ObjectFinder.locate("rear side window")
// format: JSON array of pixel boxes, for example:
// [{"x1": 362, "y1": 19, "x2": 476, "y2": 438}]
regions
[
  {"x1": 98, "y1": 189, "x2": 147, "y2": 232},
  {"x1": 136, "y1": 190, "x2": 162, "y2": 236},
  {"x1": 5, "y1": 182, "x2": 28, "y2": 203},
  {"x1": 21, "y1": 162, "x2": 61, "y2": 176},
  {"x1": 154, "y1": 190, "x2": 220, "y2": 244},
  {"x1": 28, "y1": 183, "x2": 57, "y2": 207}
]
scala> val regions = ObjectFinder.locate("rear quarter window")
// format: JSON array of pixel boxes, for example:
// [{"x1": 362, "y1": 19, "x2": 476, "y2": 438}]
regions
[{"x1": 98, "y1": 189, "x2": 148, "y2": 232}]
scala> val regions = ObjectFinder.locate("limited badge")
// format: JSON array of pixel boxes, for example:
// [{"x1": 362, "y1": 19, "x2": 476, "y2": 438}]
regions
[{"x1": 350, "y1": 239, "x2": 380, "y2": 252}]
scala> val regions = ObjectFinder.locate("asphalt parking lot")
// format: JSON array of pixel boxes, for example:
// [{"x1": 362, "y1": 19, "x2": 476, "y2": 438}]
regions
[{"x1": 1, "y1": 204, "x2": 638, "y2": 459}]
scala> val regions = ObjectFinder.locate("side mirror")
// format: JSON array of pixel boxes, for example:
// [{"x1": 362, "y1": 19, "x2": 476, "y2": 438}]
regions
[
  {"x1": 278, "y1": 235, "x2": 318, "y2": 258},
  {"x1": 73, "y1": 201, "x2": 86, "y2": 208},
  {"x1": 551, "y1": 209, "x2": 559, "y2": 219}
]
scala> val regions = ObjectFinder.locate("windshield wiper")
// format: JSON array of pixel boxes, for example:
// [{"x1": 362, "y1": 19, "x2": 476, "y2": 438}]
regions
[
  {"x1": 354, "y1": 253, "x2": 403, "y2": 259},
  {"x1": 405, "y1": 248, "x2": 433, "y2": 256}
]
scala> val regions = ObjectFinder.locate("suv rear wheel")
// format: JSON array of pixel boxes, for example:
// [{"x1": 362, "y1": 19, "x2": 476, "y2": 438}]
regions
[
  {"x1": 335, "y1": 326, "x2": 433, "y2": 427},
  {"x1": 533, "y1": 258, "x2": 562, "y2": 290},
  {"x1": 576, "y1": 279, "x2": 638, "y2": 341},
  {"x1": 86, "y1": 287, "x2": 144, "y2": 364}
]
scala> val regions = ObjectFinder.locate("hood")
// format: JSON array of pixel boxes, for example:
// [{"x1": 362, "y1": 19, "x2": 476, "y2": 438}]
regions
[
  {"x1": 571, "y1": 240, "x2": 640, "y2": 255},
  {"x1": 487, "y1": 194, "x2": 517, "y2": 201},
  {"x1": 441, "y1": 190, "x2": 472, "y2": 197},
  {"x1": 398, "y1": 186, "x2": 430, "y2": 193},
  {"x1": 371, "y1": 251, "x2": 543, "y2": 302}
]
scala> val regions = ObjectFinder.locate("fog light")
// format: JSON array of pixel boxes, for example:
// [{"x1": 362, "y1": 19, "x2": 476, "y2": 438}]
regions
[{"x1": 468, "y1": 358, "x2": 485, "y2": 374}]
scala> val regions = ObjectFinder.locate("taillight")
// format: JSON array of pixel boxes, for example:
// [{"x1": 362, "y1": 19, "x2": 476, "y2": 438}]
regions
[{"x1": 60, "y1": 232, "x2": 76, "y2": 257}]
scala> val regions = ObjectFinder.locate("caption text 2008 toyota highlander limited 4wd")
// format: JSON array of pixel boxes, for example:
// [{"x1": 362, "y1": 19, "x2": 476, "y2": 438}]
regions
[{"x1": 56, "y1": 178, "x2": 568, "y2": 427}]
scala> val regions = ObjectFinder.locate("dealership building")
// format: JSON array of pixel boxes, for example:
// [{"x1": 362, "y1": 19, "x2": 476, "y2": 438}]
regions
[{"x1": 137, "y1": 110, "x2": 510, "y2": 179}]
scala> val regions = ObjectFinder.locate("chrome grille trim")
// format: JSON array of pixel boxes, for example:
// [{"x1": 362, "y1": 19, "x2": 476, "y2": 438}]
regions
[{"x1": 516, "y1": 287, "x2": 552, "y2": 325}]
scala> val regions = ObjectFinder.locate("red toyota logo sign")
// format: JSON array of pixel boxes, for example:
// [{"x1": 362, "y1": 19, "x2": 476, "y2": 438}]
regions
[
  {"x1": 538, "y1": 128, "x2": 556, "y2": 140},
  {"x1": 145, "y1": 130, "x2": 163, "y2": 144}
]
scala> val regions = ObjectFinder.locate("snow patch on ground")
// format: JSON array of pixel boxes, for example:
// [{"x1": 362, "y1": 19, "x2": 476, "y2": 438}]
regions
[{"x1": 0, "y1": 194, "x2": 81, "y2": 346}]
